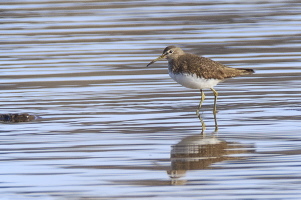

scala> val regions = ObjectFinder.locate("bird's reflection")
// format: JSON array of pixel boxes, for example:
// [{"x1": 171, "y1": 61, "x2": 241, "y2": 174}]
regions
[
  {"x1": 167, "y1": 112, "x2": 254, "y2": 184},
  {"x1": 198, "y1": 110, "x2": 218, "y2": 134}
]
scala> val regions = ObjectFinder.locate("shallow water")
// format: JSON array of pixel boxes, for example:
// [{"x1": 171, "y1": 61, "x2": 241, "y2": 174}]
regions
[{"x1": 1, "y1": 0, "x2": 301, "y2": 199}]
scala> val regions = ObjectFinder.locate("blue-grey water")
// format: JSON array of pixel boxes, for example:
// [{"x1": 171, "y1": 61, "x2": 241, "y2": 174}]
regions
[{"x1": 1, "y1": 0, "x2": 301, "y2": 199}]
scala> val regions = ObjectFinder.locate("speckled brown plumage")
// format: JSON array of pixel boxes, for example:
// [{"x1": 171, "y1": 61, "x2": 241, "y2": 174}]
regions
[
  {"x1": 169, "y1": 53, "x2": 254, "y2": 80},
  {"x1": 162, "y1": 46, "x2": 254, "y2": 80}
]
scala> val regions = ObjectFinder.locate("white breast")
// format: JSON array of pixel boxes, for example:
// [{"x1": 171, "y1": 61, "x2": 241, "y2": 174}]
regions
[{"x1": 169, "y1": 72, "x2": 221, "y2": 89}]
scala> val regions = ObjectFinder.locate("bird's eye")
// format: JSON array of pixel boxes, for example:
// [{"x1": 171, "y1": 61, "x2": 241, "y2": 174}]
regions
[{"x1": 168, "y1": 50, "x2": 173, "y2": 53}]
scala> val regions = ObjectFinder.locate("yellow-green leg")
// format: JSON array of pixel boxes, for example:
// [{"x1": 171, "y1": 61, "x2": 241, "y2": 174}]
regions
[
  {"x1": 196, "y1": 90, "x2": 206, "y2": 133},
  {"x1": 198, "y1": 114, "x2": 206, "y2": 135},
  {"x1": 210, "y1": 88, "x2": 218, "y2": 114},
  {"x1": 196, "y1": 89, "x2": 205, "y2": 117},
  {"x1": 213, "y1": 108, "x2": 218, "y2": 133}
]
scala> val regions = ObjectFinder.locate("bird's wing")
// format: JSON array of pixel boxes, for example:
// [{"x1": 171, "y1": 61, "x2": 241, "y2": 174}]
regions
[{"x1": 185, "y1": 54, "x2": 244, "y2": 79}]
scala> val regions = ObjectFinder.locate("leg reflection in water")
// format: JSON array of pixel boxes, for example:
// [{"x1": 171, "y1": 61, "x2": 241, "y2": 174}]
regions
[{"x1": 198, "y1": 110, "x2": 218, "y2": 134}]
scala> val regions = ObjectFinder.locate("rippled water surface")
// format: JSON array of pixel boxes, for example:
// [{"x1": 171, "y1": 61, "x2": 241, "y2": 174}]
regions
[{"x1": 1, "y1": 0, "x2": 301, "y2": 199}]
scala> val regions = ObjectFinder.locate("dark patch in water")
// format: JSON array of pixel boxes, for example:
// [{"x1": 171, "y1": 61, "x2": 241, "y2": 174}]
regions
[{"x1": 0, "y1": 113, "x2": 37, "y2": 123}]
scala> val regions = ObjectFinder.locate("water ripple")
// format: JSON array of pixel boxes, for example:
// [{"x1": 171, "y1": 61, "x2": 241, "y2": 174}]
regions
[{"x1": 1, "y1": 0, "x2": 301, "y2": 199}]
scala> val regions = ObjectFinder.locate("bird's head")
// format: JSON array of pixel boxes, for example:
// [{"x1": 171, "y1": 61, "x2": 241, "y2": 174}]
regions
[{"x1": 146, "y1": 46, "x2": 184, "y2": 67}]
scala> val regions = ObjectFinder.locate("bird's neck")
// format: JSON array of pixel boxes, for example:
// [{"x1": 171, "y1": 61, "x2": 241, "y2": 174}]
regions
[{"x1": 167, "y1": 60, "x2": 174, "y2": 72}]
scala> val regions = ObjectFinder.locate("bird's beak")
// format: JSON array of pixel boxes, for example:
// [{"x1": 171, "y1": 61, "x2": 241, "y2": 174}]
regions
[{"x1": 146, "y1": 54, "x2": 166, "y2": 67}]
